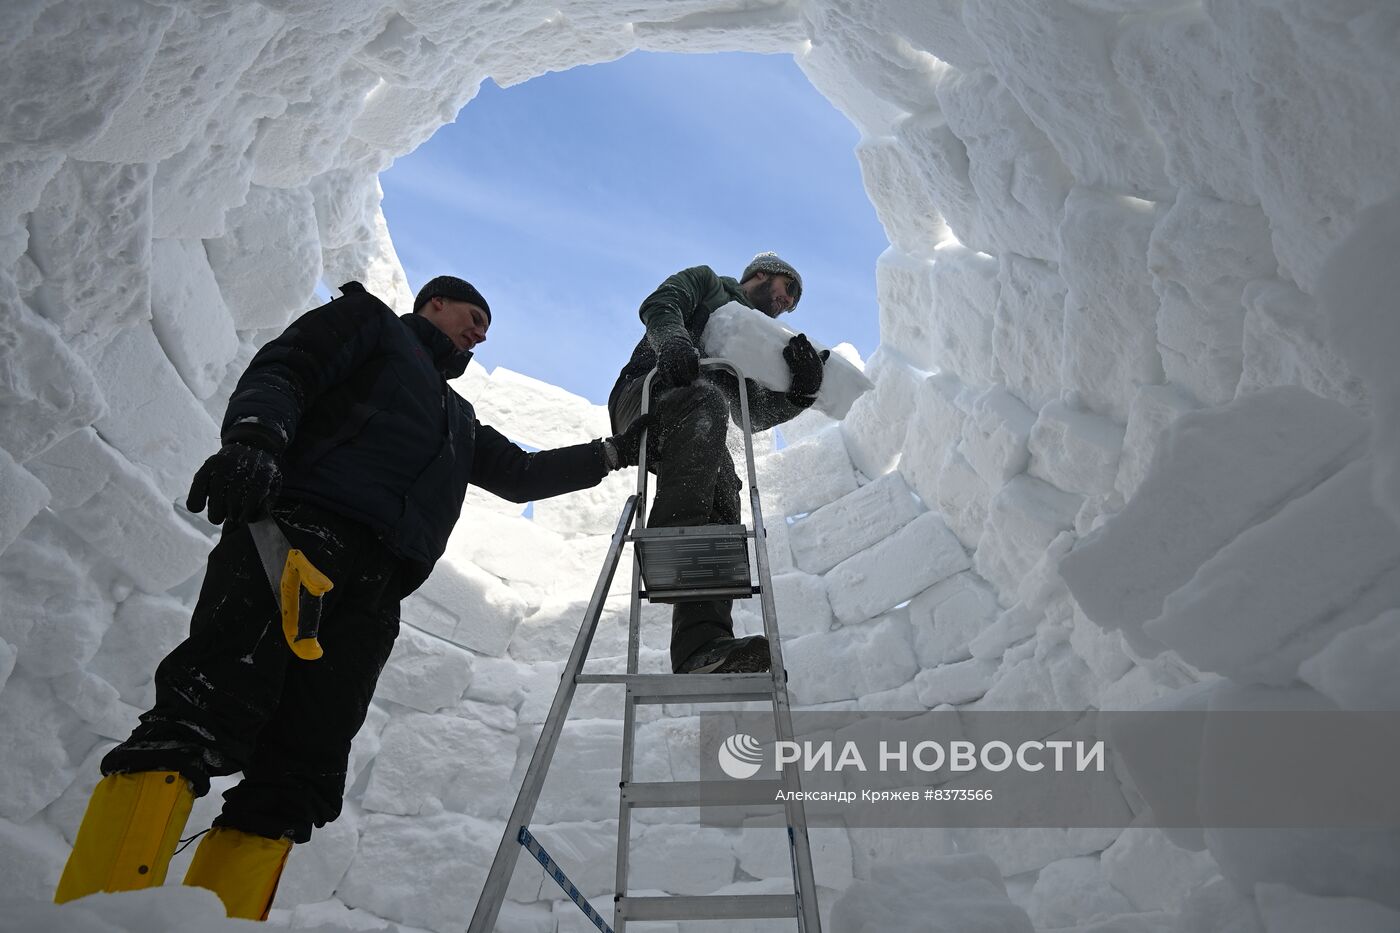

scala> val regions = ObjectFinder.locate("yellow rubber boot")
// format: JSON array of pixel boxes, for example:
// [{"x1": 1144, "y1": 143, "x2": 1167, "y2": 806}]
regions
[
  {"x1": 54, "y1": 771, "x2": 195, "y2": 903},
  {"x1": 183, "y1": 826, "x2": 292, "y2": 920}
]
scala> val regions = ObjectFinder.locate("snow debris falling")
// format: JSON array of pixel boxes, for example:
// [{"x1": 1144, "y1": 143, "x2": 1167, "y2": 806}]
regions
[{"x1": 2, "y1": 1, "x2": 1399, "y2": 931}]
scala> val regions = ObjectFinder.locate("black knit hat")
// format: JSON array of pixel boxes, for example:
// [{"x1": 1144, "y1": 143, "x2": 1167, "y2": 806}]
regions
[
  {"x1": 740, "y1": 252, "x2": 802, "y2": 307},
  {"x1": 413, "y1": 275, "x2": 491, "y2": 321}
]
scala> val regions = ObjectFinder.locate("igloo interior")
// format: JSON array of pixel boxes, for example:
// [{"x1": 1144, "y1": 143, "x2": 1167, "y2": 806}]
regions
[{"x1": 3, "y1": 1, "x2": 1400, "y2": 931}]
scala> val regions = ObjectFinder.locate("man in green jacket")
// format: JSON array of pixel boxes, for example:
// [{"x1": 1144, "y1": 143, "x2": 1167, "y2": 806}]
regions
[{"x1": 609, "y1": 253, "x2": 828, "y2": 674}]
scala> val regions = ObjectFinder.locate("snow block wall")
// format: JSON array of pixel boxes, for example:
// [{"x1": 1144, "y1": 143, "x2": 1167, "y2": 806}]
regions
[{"x1": 3, "y1": 2, "x2": 1400, "y2": 932}]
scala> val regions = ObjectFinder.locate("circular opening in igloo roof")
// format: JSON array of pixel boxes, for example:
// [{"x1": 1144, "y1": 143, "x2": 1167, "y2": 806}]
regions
[{"x1": 380, "y1": 50, "x2": 886, "y2": 404}]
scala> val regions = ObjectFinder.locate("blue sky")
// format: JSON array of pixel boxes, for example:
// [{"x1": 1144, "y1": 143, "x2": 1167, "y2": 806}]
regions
[{"x1": 381, "y1": 51, "x2": 887, "y2": 406}]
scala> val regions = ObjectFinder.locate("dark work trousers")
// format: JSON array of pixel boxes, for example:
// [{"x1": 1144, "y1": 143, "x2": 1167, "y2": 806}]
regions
[
  {"x1": 102, "y1": 500, "x2": 401, "y2": 843},
  {"x1": 611, "y1": 376, "x2": 743, "y2": 671}
]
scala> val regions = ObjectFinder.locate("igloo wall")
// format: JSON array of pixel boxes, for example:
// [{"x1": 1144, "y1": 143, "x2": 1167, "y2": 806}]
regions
[{"x1": 3, "y1": 1, "x2": 1399, "y2": 931}]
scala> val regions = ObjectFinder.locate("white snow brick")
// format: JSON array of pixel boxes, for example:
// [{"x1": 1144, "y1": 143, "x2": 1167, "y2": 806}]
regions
[
  {"x1": 777, "y1": 405, "x2": 837, "y2": 447},
  {"x1": 88, "y1": 324, "x2": 222, "y2": 503},
  {"x1": 0, "y1": 292, "x2": 105, "y2": 464},
  {"x1": 700, "y1": 301, "x2": 873, "y2": 420},
  {"x1": 526, "y1": 821, "x2": 617, "y2": 904},
  {"x1": 857, "y1": 136, "x2": 952, "y2": 260},
  {"x1": 930, "y1": 242, "x2": 1001, "y2": 388},
  {"x1": 1026, "y1": 856, "x2": 1134, "y2": 930},
  {"x1": 348, "y1": 703, "x2": 389, "y2": 791},
  {"x1": 769, "y1": 572, "x2": 834, "y2": 639},
  {"x1": 375, "y1": 624, "x2": 474, "y2": 713},
  {"x1": 892, "y1": 108, "x2": 990, "y2": 257},
  {"x1": 795, "y1": 32, "x2": 907, "y2": 139},
  {"x1": 534, "y1": 720, "x2": 622, "y2": 823},
  {"x1": 631, "y1": 825, "x2": 737, "y2": 895},
  {"x1": 786, "y1": 614, "x2": 918, "y2": 705},
  {"x1": 1300, "y1": 611, "x2": 1400, "y2": 712},
  {"x1": 1028, "y1": 400, "x2": 1125, "y2": 497},
  {"x1": 789, "y1": 472, "x2": 923, "y2": 575},
  {"x1": 469, "y1": 366, "x2": 611, "y2": 449},
  {"x1": 992, "y1": 253, "x2": 1068, "y2": 413},
  {"x1": 876, "y1": 248, "x2": 938, "y2": 371},
  {"x1": 840, "y1": 348, "x2": 925, "y2": 479},
  {"x1": 407, "y1": 555, "x2": 526, "y2": 657},
  {"x1": 936, "y1": 445, "x2": 992, "y2": 550},
  {"x1": 962, "y1": 0, "x2": 1168, "y2": 198},
  {"x1": 0, "y1": 447, "x2": 47, "y2": 557},
  {"x1": 958, "y1": 385, "x2": 1036, "y2": 487},
  {"x1": 1058, "y1": 187, "x2": 1164, "y2": 423},
  {"x1": 28, "y1": 160, "x2": 153, "y2": 353},
  {"x1": 1113, "y1": 9, "x2": 1257, "y2": 205},
  {"x1": 446, "y1": 504, "x2": 579, "y2": 600},
  {"x1": 952, "y1": 827, "x2": 1124, "y2": 880},
  {"x1": 802, "y1": 3, "x2": 943, "y2": 115},
  {"x1": 0, "y1": 815, "x2": 70, "y2": 904},
  {"x1": 0, "y1": 517, "x2": 109, "y2": 680},
  {"x1": 51, "y1": 669, "x2": 141, "y2": 743},
  {"x1": 974, "y1": 475, "x2": 1081, "y2": 597},
  {"x1": 1239, "y1": 278, "x2": 1368, "y2": 413},
  {"x1": 508, "y1": 595, "x2": 630, "y2": 663},
  {"x1": 0, "y1": 156, "x2": 62, "y2": 267},
  {"x1": 149, "y1": 238, "x2": 240, "y2": 399},
  {"x1": 1102, "y1": 827, "x2": 1218, "y2": 914},
  {"x1": 339, "y1": 811, "x2": 500, "y2": 933},
  {"x1": 533, "y1": 469, "x2": 635, "y2": 538},
  {"x1": 24, "y1": 428, "x2": 212, "y2": 592},
  {"x1": 0, "y1": 673, "x2": 74, "y2": 822},
  {"x1": 1114, "y1": 385, "x2": 1197, "y2": 502},
  {"x1": 761, "y1": 511, "x2": 795, "y2": 575},
  {"x1": 915, "y1": 657, "x2": 998, "y2": 707},
  {"x1": 1062, "y1": 387, "x2": 1368, "y2": 640},
  {"x1": 0, "y1": 640, "x2": 15, "y2": 698},
  {"x1": 829, "y1": 855, "x2": 1034, "y2": 933},
  {"x1": 899, "y1": 372, "x2": 971, "y2": 506},
  {"x1": 910, "y1": 573, "x2": 1000, "y2": 667},
  {"x1": 936, "y1": 68, "x2": 1073, "y2": 264},
  {"x1": 969, "y1": 604, "x2": 1040, "y2": 662},
  {"x1": 253, "y1": 60, "x2": 379, "y2": 189},
  {"x1": 204, "y1": 185, "x2": 323, "y2": 331},
  {"x1": 362, "y1": 712, "x2": 517, "y2": 819},
  {"x1": 274, "y1": 813, "x2": 359, "y2": 909},
  {"x1": 1256, "y1": 883, "x2": 1400, "y2": 933},
  {"x1": 1070, "y1": 604, "x2": 1133, "y2": 685},
  {"x1": 73, "y1": 5, "x2": 279, "y2": 163},
  {"x1": 1148, "y1": 191, "x2": 1275, "y2": 407},
  {"x1": 739, "y1": 819, "x2": 854, "y2": 891},
  {"x1": 1146, "y1": 458, "x2": 1400, "y2": 685},
  {"x1": 826, "y1": 512, "x2": 971, "y2": 625},
  {"x1": 858, "y1": 680, "x2": 923, "y2": 712},
  {"x1": 756, "y1": 426, "x2": 858, "y2": 518}
]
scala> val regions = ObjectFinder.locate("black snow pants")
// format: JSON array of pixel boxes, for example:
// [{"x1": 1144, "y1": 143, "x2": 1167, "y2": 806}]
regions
[
  {"x1": 102, "y1": 499, "x2": 402, "y2": 843},
  {"x1": 610, "y1": 376, "x2": 742, "y2": 671}
]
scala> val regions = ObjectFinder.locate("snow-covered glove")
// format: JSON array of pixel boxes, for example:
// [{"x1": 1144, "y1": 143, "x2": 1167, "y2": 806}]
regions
[
  {"x1": 783, "y1": 333, "x2": 830, "y2": 406},
  {"x1": 187, "y1": 441, "x2": 282, "y2": 525},
  {"x1": 605, "y1": 413, "x2": 656, "y2": 469},
  {"x1": 655, "y1": 334, "x2": 700, "y2": 388}
]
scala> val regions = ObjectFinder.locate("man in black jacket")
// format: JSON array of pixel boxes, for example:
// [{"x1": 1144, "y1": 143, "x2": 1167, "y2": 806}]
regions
[
  {"x1": 609, "y1": 253, "x2": 827, "y2": 676},
  {"x1": 56, "y1": 276, "x2": 648, "y2": 920}
]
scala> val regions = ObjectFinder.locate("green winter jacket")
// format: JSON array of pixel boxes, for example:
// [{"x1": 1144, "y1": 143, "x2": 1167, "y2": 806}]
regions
[{"x1": 609, "y1": 265, "x2": 809, "y2": 432}]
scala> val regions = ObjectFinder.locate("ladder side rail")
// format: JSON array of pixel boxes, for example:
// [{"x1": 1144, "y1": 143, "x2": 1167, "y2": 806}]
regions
[{"x1": 466, "y1": 494, "x2": 639, "y2": 933}]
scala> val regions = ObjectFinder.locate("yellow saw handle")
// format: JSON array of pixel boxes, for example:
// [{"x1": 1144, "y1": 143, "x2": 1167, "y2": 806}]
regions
[{"x1": 280, "y1": 548, "x2": 333, "y2": 661}]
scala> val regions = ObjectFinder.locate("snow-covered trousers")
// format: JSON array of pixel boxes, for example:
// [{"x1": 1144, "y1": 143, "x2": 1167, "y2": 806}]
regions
[
  {"x1": 610, "y1": 376, "x2": 743, "y2": 671},
  {"x1": 101, "y1": 500, "x2": 401, "y2": 843}
]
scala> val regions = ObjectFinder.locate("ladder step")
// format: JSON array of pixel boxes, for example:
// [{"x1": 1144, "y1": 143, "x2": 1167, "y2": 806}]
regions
[
  {"x1": 573, "y1": 672, "x2": 773, "y2": 704},
  {"x1": 633, "y1": 524, "x2": 752, "y2": 600},
  {"x1": 621, "y1": 780, "x2": 785, "y2": 808},
  {"x1": 640, "y1": 584, "x2": 758, "y2": 603},
  {"x1": 617, "y1": 894, "x2": 797, "y2": 922}
]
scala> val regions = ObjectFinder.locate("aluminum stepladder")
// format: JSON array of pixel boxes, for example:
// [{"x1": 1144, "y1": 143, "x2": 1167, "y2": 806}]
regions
[{"x1": 467, "y1": 360, "x2": 822, "y2": 933}]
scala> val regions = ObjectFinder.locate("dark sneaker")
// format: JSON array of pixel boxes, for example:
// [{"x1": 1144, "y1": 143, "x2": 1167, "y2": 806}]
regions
[{"x1": 676, "y1": 635, "x2": 771, "y2": 674}]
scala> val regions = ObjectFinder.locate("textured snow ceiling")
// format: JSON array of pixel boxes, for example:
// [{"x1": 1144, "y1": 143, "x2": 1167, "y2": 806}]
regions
[{"x1": 3, "y1": 1, "x2": 1400, "y2": 930}]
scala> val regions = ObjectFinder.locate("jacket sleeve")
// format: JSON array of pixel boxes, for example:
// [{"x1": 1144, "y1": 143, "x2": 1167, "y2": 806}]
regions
[
  {"x1": 469, "y1": 422, "x2": 609, "y2": 503},
  {"x1": 717, "y1": 376, "x2": 811, "y2": 433},
  {"x1": 639, "y1": 265, "x2": 720, "y2": 350},
  {"x1": 221, "y1": 291, "x2": 387, "y2": 452}
]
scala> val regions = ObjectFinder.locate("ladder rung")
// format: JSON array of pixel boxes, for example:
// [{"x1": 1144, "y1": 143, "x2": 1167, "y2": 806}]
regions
[
  {"x1": 573, "y1": 672, "x2": 774, "y2": 704},
  {"x1": 617, "y1": 894, "x2": 797, "y2": 921},
  {"x1": 628, "y1": 524, "x2": 753, "y2": 541},
  {"x1": 641, "y1": 584, "x2": 758, "y2": 603},
  {"x1": 621, "y1": 780, "x2": 785, "y2": 808}
]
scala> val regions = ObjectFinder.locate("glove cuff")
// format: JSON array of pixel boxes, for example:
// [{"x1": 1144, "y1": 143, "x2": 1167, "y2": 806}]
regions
[
  {"x1": 223, "y1": 418, "x2": 286, "y2": 455},
  {"x1": 786, "y1": 392, "x2": 818, "y2": 410},
  {"x1": 601, "y1": 437, "x2": 621, "y2": 471}
]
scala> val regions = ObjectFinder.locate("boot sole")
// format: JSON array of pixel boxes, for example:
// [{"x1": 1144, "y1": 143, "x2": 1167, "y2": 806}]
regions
[{"x1": 683, "y1": 637, "x2": 771, "y2": 674}]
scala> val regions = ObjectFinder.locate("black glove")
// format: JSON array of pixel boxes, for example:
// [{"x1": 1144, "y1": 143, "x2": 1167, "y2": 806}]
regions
[
  {"x1": 655, "y1": 334, "x2": 700, "y2": 388},
  {"x1": 187, "y1": 442, "x2": 282, "y2": 525},
  {"x1": 783, "y1": 333, "x2": 829, "y2": 403},
  {"x1": 606, "y1": 413, "x2": 656, "y2": 469}
]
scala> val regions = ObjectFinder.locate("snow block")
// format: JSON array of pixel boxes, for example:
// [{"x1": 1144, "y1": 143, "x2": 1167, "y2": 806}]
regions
[
  {"x1": 892, "y1": 109, "x2": 989, "y2": 257},
  {"x1": 992, "y1": 253, "x2": 1068, "y2": 413},
  {"x1": 856, "y1": 137, "x2": 951, "y2": 260},
  {"x1": 739, "y1": 819, "x2": 854, "y2": 891},
  {"x1": 930, "y1": 242, "x2": 1001, "y2": 388},
  {"x1": 827, "y1": 511, "x2": 971, "y2": 625},
  {"x1": 273, "y1": 813, "x2": 359, "y2": 909},
  {"x1": 375, "y1": 624, "x2": 474, "y2": 713},
  {"x1": 0, "y1": 673, "x2": 74, "y2": 822},
  {"x1": 936, "y1": 445, "x2": 992, "y2": 549},
  {"x1": 0, "y1": 813, "x2": 69, "y2": 904},
  {"x1": 910, "y1": 572, "x2": 1000, "y2": 667},
  {"x1": 1028, "y1": 400, "x2": 1125, "y2": 497},
  {"x1": 470, "y1": 366, "x2": 611, "y2": 449},
  {"x1": 204, "y1": 184, "x2": 322, "y2": 331},
  {"x1": 974, "y1": 475, "x2": 1081, "y2": 597},
  {"x1": 0, "y1": 446, "x2": 47, "y2": 558},
  {"x1": 839, "y1": 348, "x2": 925, "y2": 478},
  {"x1": 915, "y1": 657, "x2": 997, "y2": 707},
  {"x1": 969, "y1": 603, "x2": 1041, "y2": 662},
  {"x1": 630, "y1": 825, "x2": 737, "y2": 895},
  {"x1": 406, "y1": 554, "x2": 527, "y2": 657},
  {"x1": 769, "y1": 571, "x2": 834, "y2": 639},
  {"x1": 1102, "y1": 827, "x2": 1217, "y2": 914},
  {"x1": 362, "y1": 711, "x2": 517, "y2": 819},
  {"x1": 789, "y1": 472, "x2": 923, "y2": 575},
  {"x1": 25, "y1": 428, "x2": 212, "y2": 592},
  {"x1": 1300, "y1": 610, "x2": 1400, "y2": 712},
  {"x1": 446, "y1": 504, "x2": 577, "y2": 600},
  {"x1": 959, "y1": 385, "x2": 1036, "y2": 488},
  {"x1": 801, "y1": 3, "x2": 943, "y2": 115},
  {"x1": 1062, "y1": 387, "x2": 1368, "y2": 637},
  {"x1": 508, "y1": 595, "x2": 630, "y2": 663},
  {"x1": 1058, "y1": 187, "x2": 1164, "y2": 422},
  {"x1": 0, "y1": 517, "x2": 110, "y2": 680},
  {"x1": 1026, "y1": 856, "x2": 1133, "y2": 930},
  {"x1": 149, "y1": 238, "x2": 240, "y2": 400},
  {"x1": 829, "y1": 854, "x2": 1034, "y2": 933},
  {"x1": 785, "y1": 613, "x2": 918, "y2": 705},
  {"x1": 899, "y1": 372, "x2": 970, "y2": 506},
  {"x1": 1114, "y1": 384, "x2": 1197, "y2": 502},
  {"x1": 876, "y1": 247, "x2": 938, "y2": 372},
  {"x1": 755, "y1": 426, "x2": 858, "y2": 518},
  {"x1": 534, "y1": 719, "x2": 623, "y2": 823},
  {"x1": 1256, "y1": 883, "x2": 1400, "y2": 933},
  {"x1": 532, "y1": 469, "x2": 635, "y2": 538},
  {"x1": 1239, "y1": 278, "x2": 1368, "y2": 413}
]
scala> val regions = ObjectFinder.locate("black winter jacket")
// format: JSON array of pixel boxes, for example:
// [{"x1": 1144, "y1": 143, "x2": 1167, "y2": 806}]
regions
[{"x1": 222, "y1": 282, "x2": 608, "y2": 592}]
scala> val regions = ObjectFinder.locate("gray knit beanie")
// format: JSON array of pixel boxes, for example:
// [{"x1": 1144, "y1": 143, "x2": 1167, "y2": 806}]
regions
[
  {"x1": 413, "y1": 275, "x2": 491, "y2": 321},
  {"x1": 740, "y1": 252, "x2": 802, "y2": 307}
]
